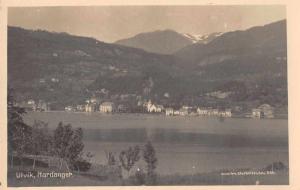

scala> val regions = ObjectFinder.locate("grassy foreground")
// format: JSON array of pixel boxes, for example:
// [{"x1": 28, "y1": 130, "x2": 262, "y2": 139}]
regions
[{"x1": 8, "y1": 165, "x2": 288, "y2": 186}]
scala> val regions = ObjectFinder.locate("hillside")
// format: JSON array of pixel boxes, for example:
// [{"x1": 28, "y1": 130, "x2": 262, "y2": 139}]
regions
[
  {"x1": 174, "y1": 20, "x2": 288, "y2": 109},
  {"x1": 8, "y1": 20, "x2": 288, "y2": 110},
  {"x1": 175, "y1": 20, "x2": 287, "y2": 66},
  {"x1": 8, "y1": 27, "x2": 182, "y2": 108}
]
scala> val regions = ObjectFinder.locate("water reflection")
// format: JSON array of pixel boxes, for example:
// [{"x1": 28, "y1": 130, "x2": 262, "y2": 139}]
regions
[{"x1": 83, "y1": 128, "x2": 288, "y2": 148}]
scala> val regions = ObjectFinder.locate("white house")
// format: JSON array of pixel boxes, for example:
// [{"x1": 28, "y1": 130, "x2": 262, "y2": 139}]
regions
[
  {"x1": 137, "y1": 100, "x2": 144, "y2": 107},
  {"x1": 156, "y1": 105, "x2": 164, "y2": 113},
  {"x1": 258, "y1": 104, "x2": 274, "y2": 118},
  {"x1": 212, "y1": 109, "x2": 219, "y2": 116},
  {"x1": 37, "y1": 100, "x2": 49, "y2": 111},
  {"x1": 65, "y1": 106, "x2": 74, "y2": 112},
  {"x1": 197, "y1": 107, "x2": 209, "y2": 115},
  {"x1": 76, "y1": 105, "x2": 85, "y2": 112},
  {"x1": 173, "y1": 110, "x2": 180, "y2": 116},
  {"x1": 117, "y1": 104, "x2": 128, "y2": 113},
  {"x1": 145, "y1": 100, "x2": 164, "y2": 113},
  {"x1": 224, "y1": 109, "x2": 232, "y2": 117},
  {"x1": 99, "y1": 102, "x2": 115, "y2": 113},
  {"x1": 178, "y1": 108, "x2": 188, "y2": 116},
  {"x1": 85, "y1": 103, "x2": 97, "y2": 112},
  {"x1": 146, "y1": 100, "x2": 153, "y2": 112},
  {"x1": 252, "y1": 104, "x2": 274, "y2": 118},
  {"x1": 51, "y1": 78, "x2": 59, "y2": 83},
  {"x1": 39, "y1": 78, "x2": 46, "y2": 83},
  {"x1": 252, "y1": 108, "x2": 262, "y2": 118},
  {"x1": 27, "y1": 99, "x2": 35, "y2": 105},
  {"x1": 165, "y1": 108, "x2": 174, "y2": 116},
  {"x1": 147, "y1": 104, "x2": 157, "y2": 113},
  {"x1": 219, "y1": 109, "x2": 232, "y2": 117}
]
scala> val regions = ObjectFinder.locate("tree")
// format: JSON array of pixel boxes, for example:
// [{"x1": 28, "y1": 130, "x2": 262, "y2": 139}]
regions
[
  {"x1": 30, "y1": 120, "x2": 52, "y2": 169},
  {"x1": 85, "y1": 152, "x2": 95, "y2": 163},
  {"x1": 7, "y1": 88, "x2": 32, "y2": 168},
  {"x1": 119, "y1": 146, "x2": 140, "y2": 177},
  {"x1": 53, "y1": 122, "x2": 84, "y2": 170},
  {"x1": 68, "y1": 127, "x2": 84, "y2": 166},
  {"x1": 72, "y1": 151, "x2": 94, "y2": 172},
  {"x1": 105, "y1": 151, "x2": 116, "y2": 166},
  {"x1": 143, "y1": 141, "x2": 158, "y2": 184},
  {"x1": 53, "y1": 122, "x2": 73, "y2": 159}
]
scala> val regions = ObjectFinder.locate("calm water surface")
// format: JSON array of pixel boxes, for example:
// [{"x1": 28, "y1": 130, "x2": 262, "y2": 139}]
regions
[{"x1": 24, "y1": 112, "x2": 289, "y2": 175}]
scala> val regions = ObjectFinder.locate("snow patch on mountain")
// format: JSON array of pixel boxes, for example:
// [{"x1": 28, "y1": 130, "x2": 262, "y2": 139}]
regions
[
  {"x1": 182, "y1": 33, "x2": 204, "y2": 43},
  {"x1": 182, "y1": 32, "x2": 223, "y2": 44}
]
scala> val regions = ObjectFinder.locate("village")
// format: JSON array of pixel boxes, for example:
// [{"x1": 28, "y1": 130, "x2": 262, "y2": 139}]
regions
[{"x1": 16, "y1": 97, "x2": 275, "y2": 119}]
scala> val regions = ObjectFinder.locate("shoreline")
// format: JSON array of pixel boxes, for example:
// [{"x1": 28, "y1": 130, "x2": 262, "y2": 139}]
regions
[{"x1": 28, "y1": 111, "x2": 288, "y2": 120}]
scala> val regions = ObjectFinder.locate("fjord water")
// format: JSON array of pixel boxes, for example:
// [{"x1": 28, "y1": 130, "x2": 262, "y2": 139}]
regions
[{"x1": 24, "y1": 112, "x2": 288, "y2": 175}]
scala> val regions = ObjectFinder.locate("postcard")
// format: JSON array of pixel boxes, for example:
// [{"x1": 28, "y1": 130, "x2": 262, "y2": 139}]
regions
[{"x1": 1, "y1": 0, "x2": 299, "y2": 189}]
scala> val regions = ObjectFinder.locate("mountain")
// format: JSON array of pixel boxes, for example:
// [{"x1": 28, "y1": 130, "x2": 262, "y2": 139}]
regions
[
  {"x1": 175, "y1": 20, "x2": 287, "y2": 67},
  {"x1": 8, "y1": 26, "x2": 183, "y2": 108},
  {"x1": 8, "y1": 20, "x2": 288, "y2": 110},
  {"x1": 173, "y1": 20, "x2": 287, "y2": 108},
  {"x1": 115, "y1": 29, "x2": 194, "y2": 54},
  {"x1": 115, "y1": 30, "x2": 222, "y2": 54}
]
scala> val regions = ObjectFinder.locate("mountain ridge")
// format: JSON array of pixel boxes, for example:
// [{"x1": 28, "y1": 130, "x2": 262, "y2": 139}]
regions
[
  {"x1": 175, "y1": 20, "x2": 287, "y2": 65},
  {"x1": 115, "y1": 29, "x2": 194, "y2": 54},
  {"x1": 115, "y1": 29, "x2": 223, "y2": 54},
  {"x1": 8, "y1": 20, "x2": 287, "y2": 110}
]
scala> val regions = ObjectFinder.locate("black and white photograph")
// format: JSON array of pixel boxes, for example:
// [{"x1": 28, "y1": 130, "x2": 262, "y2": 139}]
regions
[{"x1": 5, "y1": 4, "x2": 289, "y2": 186}]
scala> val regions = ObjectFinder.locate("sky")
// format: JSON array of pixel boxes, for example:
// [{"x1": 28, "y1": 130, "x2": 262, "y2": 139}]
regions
[{"x1": 8, "y1": 5, "x2": 286, "y2": 43}]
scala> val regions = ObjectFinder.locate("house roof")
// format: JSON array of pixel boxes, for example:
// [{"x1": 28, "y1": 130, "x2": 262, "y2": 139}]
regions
[
  {"x1": 101, "y1": 102, "x2": 114, "y2": 106},
  {"x1": 258, "y1": 104, "x2": 273, "y2": 109},
  {"x1": 150, "y1": 104, "x2": 157, "y2": 108}
]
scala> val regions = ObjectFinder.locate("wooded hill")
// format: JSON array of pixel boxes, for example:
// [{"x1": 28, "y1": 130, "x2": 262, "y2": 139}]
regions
[{"x1": 8, "y1": 20, "x2": 287, "y2": 110}]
